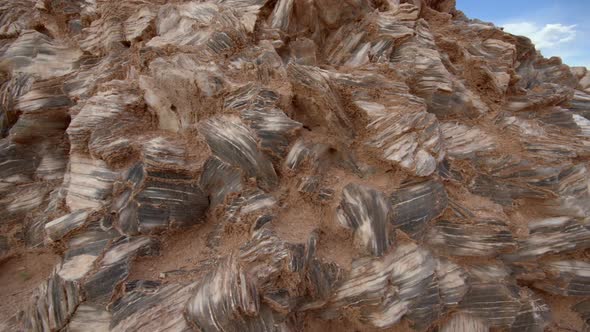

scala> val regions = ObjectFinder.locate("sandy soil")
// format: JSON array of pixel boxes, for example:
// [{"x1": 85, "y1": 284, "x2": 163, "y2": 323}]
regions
[
  {"x1": 542, "y1": 294, "x2": 586, "y2": 332},
  {"x1": 0, "y1": 250, "x2": 60, "y2": 322},
  {"x1": 302, "y1": 314, "x2": 414, "y2": 332},
  {"x1": 128, "y1": 211, "x2": 250, "y2": 284}
]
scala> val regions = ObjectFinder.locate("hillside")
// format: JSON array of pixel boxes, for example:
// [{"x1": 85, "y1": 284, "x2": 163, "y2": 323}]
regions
[{"x1": 1, "y1": 0, "x2": 590, "y2": 331}]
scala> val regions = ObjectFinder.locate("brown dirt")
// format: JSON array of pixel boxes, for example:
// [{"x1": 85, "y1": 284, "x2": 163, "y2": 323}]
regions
[
  {"x1": 128, "y1": 223, "x2": 211, "y2": 284},
  {"x1": 271, "y1": 174, "x2": 327, "y2": 244},
  {"x1": 505, "y1": 203, "x2": 552, "y2": 238},
  {"x1": 128, "y1": 214, "x2": 249, "y2": 284},
  {"x1": 302, "y1": 314, "x2": 415, "y2": 332},
  {"x1": 542, "y1": 294, "x2": 586, "y2": 332},
  {"x1": 445, "y1": 183, "x2": 507, "y2": 219},
  {"x1": 270, "y1": 162, "x2": 404, "y2": 270},
  {"x1": 0, "y1": 250, "x2": 60, "y2": 322},
  {"x1": 271, "y1": 198, "x2": 321, "y2": 244}
]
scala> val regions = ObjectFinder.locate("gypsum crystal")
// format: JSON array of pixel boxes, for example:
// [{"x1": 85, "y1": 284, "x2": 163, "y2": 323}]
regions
[
  {"x1": 389, "y1": 179, "x2": 448, "y2": 239},
  {"x1": 336, "y1": 183, "x2": 392, "y2": 256},
  {"x1": 2, "y1": 0, "x2": 590, "y2": 331},
  {"x1": 426, "y1": 219, "x2": 516, "y2": 257}
]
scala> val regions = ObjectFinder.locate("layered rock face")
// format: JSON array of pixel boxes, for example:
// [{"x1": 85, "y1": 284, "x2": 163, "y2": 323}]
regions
[{"x1": 1, "y1": 0, "x2": 590, "y2": 331}]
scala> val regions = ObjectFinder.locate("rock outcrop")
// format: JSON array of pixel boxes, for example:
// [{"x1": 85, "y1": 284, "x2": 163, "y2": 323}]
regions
[{"x1": 1, "y1": 0, "x2": 590, "y2": 331}]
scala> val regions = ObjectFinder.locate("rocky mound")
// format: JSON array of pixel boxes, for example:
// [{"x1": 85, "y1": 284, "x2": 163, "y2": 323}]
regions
[{"x1": 1, "y1": 0, "x2": 590, "y2": 331}]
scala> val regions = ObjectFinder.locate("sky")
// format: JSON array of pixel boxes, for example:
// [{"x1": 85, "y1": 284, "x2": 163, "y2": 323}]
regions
[{"x1": 456, "y1": 0, "x2": 590, "y2": 68}]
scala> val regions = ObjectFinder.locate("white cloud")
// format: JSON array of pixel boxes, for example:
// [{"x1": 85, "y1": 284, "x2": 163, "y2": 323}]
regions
[{"x1": 502, "y1": 22, "x2": 577, "y2": 49}]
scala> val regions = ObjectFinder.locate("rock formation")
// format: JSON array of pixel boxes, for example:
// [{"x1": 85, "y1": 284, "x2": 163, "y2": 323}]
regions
[{"x1": 1, "y1": 0, "x2": 590, "y2": 331}]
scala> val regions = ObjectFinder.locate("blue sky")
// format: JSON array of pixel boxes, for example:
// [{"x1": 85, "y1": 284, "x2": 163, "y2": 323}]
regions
[{"x1": 457, "y1": 0, "x2": 590, "y2": 68}]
